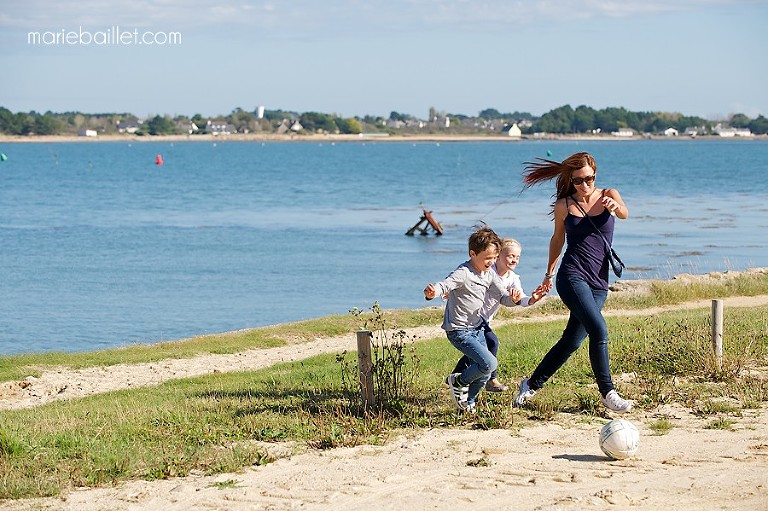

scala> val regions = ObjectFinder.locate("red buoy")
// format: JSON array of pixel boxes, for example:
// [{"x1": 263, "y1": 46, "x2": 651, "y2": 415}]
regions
[{"x1": 155, "y1": 154, "x2": 164, "y2": 165}]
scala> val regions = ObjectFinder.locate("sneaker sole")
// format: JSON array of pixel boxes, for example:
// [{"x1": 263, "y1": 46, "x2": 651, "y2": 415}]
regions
[{"x1": 447, "y1": 375, "x2": 468, "y2": 409}]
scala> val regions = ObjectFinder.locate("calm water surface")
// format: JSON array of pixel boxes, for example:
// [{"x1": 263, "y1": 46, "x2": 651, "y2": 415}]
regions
[{"x1": 1, "y1": 139, "x2": 766, "y2": 354}]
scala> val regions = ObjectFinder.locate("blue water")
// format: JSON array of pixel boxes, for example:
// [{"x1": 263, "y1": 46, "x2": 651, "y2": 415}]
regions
[{"x1": 1, "y1": 139, "x2": 767, "y2": 355}]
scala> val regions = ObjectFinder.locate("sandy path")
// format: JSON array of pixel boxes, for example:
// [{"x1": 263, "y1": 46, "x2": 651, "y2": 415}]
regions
[
  {"x1": 4, "y1": 404, "x2": 767, "y2": 511},
  {"x1": 2, "y1": 294, "x2": 768, "y2": 411}
]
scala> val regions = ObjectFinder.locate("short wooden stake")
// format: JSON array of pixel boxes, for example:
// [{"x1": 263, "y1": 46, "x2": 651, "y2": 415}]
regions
[
  {"x1": 356, "y1": 330, "x2": 375, "y2": 408},
  {"x1": 711, "y1": 299, "x2": 723, "y2": 372}
]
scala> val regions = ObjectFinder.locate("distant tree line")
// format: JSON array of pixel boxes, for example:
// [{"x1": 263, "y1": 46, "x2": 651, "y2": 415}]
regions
[
  {"x1": 1, "y1": 105, "x2": 767, "y2": 136},
  {"x1": 530, "y1": 105, "x2": 768, "y2": 135}
]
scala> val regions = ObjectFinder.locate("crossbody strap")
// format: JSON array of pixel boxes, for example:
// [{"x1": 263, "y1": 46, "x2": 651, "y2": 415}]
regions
[{"x1": 568, "y1": 194, "x2": 614, "y2": 251}]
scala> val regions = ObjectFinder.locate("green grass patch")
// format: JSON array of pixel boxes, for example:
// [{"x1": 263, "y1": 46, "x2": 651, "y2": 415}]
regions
[
  {"x1": 648, "y1": 418, "x2": 673, "y2": 435},
  {"x1": 704, "y1": 418, "x2": 737, "y2": 430}
]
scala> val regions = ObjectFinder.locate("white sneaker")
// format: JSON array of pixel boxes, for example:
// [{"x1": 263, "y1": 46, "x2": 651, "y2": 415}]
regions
[
  {"x1": 447, "y1": 373, "x2": 469, "y2": 409},
  {"x1": 601, "y1": 390, "x2": 632, "y2": 413},
  {"x1": 513, "y1": 378, "x2": 536, "y2": 407}
]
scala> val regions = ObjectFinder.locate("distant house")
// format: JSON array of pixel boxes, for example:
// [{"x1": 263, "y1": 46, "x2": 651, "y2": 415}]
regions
[
  {"x1": 207, "y1": 120, "x2": 235, "y2": 135},
  {"x1": 714, "y1": 123, "x2": 753, "y2": 137},
  {"x1": 663, "y1": 127, "x2": 679, "y2": 136},
  {"x1": 276, "y1": 120, "x2": 291, "y2": 134},
  {"x1": 684, "y1": 126, "x2": 703, "y2": 137},
  {"x1": 502, "y1": 123, "x2": 522, "y2": 137},
  {"x1": 289, "y1": 120, "x2": 303, "y2": 132},
  {"x1": 78, "y1": 129, "x2": 98, "y2": 137},
  {"x1": 116, "y1": 119, "x2": 140, "y2": 134},
  {"x1": 176, "y1": 121, "x2": 199, "y2": 134},
  {"x1": 612, "y1": 128, "x2": 634, "y2": 137}
]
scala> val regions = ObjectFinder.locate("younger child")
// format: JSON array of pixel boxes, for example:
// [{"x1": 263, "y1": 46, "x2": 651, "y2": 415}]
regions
[
  {"x1": 451, "y1": 238, "x2": 547, "y2": 392},
  {"x1": 423, "y1": 226, "x2": 518, "y2": 412}
]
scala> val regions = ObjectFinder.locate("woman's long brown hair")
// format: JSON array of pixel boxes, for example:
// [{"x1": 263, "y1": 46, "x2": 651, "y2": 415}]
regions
[{"x1": 522, "y1": 152, "x2": 597, "y2": 214}]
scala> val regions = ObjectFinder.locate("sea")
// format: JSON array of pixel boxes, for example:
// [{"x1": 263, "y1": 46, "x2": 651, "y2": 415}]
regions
[{"x1": 1, "y1": 138, "x2": 767, "y2": 355}]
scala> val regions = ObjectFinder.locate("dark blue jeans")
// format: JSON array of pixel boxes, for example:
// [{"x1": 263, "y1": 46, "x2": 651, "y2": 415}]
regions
[
  {"x1": 452, "y1": 320, "x2": 499, "y2": 380},
  {"x1": 529, "y1": 272, "x2": 615, "y2": 397},
  {"x1": 446, "y1": 326, "x2": 497, "y2": 405}
]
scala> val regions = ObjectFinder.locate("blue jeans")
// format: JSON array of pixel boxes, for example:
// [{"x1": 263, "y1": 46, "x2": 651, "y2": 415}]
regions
[
  {"x1": 529, "y1": 272, "x2": 615, "y2": 397},
  {"x1": 452, "y1": 320, "x2": 499, "y2": 380},
  {"x1": 446, "y1": 326, "x2": 498, "y2": 404}
]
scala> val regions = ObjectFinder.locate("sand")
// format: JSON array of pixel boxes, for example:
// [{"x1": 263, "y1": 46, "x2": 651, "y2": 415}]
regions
[
  {"x1": 3, "y1": 406, "x2": 768, "y2": 511},
  {"x1": 2, "y1": 273, "x2": 768, "y2": 510}
]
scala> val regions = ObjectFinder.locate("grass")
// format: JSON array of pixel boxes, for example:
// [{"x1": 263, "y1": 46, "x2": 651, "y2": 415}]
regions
[
  {"x1": 648, "y1": 418, "x2": 673, "y2": 435},
  {"x1": 606, "y1": 270, "x2": 768, "y2": 310},
  {"x1": 1, "y1": 273, "x2": 767, "y2": 499}
]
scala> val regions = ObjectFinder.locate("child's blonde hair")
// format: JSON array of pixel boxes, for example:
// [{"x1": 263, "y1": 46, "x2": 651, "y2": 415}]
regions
[{"x1": 500, "y1": 238, "x2": 521, "y2": 251}]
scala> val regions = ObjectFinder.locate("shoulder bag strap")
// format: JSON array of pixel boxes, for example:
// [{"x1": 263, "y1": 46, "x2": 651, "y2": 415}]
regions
[
  {"x1": 569, "y1": 193, "x2": 625, "y2": 275},
  {"x1": 569, "y1": 194, "x2": 621, "y2": 256}
]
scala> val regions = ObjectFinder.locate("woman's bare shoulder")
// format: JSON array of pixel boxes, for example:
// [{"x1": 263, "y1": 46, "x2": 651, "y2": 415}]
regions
[{"x1": 553, "y1": 197, "x2": 569, "y2": 220}]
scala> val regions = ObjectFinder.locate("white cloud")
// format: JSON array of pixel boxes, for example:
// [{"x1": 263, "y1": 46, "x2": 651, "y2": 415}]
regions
[{"x1": 0, "y1": 0, "x2": 751, "y2": 32}]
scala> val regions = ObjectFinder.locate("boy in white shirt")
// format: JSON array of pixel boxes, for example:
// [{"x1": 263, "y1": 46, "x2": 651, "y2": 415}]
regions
[
  {"x1": 424, "y1": 227, "x2": 522, "y2": 412},
  {"x1": 451, "y1": 238, "x2": 547, "y2": 392}
]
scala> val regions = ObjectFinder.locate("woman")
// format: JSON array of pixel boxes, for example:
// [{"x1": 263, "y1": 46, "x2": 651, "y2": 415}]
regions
[{"x1": 514, "y1": 152, "x2": 632, "y2": 412}]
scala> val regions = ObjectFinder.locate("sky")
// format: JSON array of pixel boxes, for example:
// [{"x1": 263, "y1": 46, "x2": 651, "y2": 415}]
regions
[{"x1": 1, "y1": 0, "x2": 767, "y2": 120}]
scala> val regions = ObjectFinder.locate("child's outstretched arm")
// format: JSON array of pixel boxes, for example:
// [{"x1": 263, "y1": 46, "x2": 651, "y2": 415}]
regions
[
  {"x1": 424, "y1": 266, "x2": 468, "y2": 301},
  {"x1": 527, "y1": 284, "x2": 548, "y2": 305}
]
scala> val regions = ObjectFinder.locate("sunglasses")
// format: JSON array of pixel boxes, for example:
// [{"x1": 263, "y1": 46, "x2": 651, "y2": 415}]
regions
[{"x1": 571, "y1": 175, "x2": 595, "y2": 186}]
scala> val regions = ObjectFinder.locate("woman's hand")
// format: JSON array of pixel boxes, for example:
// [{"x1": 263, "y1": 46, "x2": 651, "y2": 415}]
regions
[
  {"x1": 602, "y1": 189, "x2": 628, "y2": 219},
  {"x1": 541, "y1": 275, "x2": 554, "y2": 292},
  {"x1": 601, "y1": 195, "x2": 622, "y2": 214},
  {"x1": 424, "y1": 283, "x2": 436, "y2": 300}
]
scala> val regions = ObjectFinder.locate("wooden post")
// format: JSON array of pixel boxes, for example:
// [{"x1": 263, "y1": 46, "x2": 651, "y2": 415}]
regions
[
  {"x1": 711, "y1": 299, "x2": 723, "y2": 372},
  {"x1": 356, "y1": 330, "x2": 375, "y2": 408}
]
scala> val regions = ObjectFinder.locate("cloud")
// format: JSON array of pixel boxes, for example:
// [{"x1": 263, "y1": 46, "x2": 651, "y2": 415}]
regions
[
  {"x1": 0, "y1": 0, "x2": 758, "y2": 38},
  {"x1": 0, "y1": 0, "x2": 750, "y2": 33}
]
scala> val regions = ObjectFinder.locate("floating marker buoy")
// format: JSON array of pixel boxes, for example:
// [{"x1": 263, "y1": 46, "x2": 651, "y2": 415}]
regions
[
  {"x1": 0, "y1": 153, "x2": 7, "y2": 161},
  {"x1": 155, "y1": 154, "x2": 163, "y2": 165},
  {"x1": 547, "y1": 150, "x2": 553, "y2": 157}
]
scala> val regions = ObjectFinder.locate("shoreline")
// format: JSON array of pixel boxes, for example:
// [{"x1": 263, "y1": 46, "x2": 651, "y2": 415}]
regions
[{"x1": 1, "y1": 133, "x2": 766, "y2": 144}]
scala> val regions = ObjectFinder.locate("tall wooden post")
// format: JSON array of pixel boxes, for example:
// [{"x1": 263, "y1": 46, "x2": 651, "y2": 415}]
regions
[
  {"x1": 356, "y1": 330, "x2": 375, "y2": 408},
  {"x1": 711, "y1": 299, "x2": 723, "y2": 372}
]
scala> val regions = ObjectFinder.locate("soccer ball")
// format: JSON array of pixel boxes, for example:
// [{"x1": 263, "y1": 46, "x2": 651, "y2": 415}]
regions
[{"x1": 599, "y1": 419, "x2": 640, "y2": 460}]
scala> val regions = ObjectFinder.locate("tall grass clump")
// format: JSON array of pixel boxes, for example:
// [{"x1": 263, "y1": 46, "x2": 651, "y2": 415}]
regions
[
  {"x1": 609, "y1": 304, "x2": 768, "y2": 408},
  {"x1": 338, "y1": 302, "x2": 422, "y2": 415}
]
